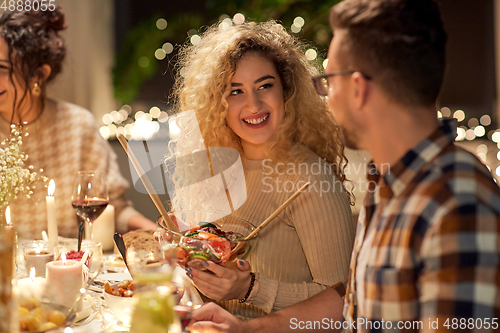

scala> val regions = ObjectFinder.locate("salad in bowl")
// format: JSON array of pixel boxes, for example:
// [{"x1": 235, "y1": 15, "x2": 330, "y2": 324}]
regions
[{"x1": 155, "y1": 214, "x2": 255, "y2": 270}]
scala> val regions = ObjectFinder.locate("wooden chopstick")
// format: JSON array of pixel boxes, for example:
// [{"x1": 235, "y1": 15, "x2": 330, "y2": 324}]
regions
[
  {"x1": 245, "y1": 181, "x2": 310, "y2": 240},
  {"x1": 117, "y1": 134, "x2": 180, "y2": 233},
  {"x1": 229, "y1": 181, "x2": 310, "y2": 258}
]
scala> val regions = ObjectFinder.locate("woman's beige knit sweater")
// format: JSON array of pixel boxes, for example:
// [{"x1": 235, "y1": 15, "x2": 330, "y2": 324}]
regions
[{"x1": 217, "y1": 148, "x2": 355, "y2": 318}]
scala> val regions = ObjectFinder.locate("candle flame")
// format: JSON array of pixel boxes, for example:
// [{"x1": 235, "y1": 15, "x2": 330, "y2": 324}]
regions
[
  {"x1": 30, "y1": 267, "x2": 36, "y2": 281},
  {"x1": 48, "y1": 179, "x2": 55, "y2": 196},
  {"x1": 35, "y1": 247, "x2": 41, "y2": 254},
  {"x1": 5, "y1": 206, "x2": 11, "y2": 226},
  {"x1": 61, "y1": 252, "x2": 67, "y2": 265}
]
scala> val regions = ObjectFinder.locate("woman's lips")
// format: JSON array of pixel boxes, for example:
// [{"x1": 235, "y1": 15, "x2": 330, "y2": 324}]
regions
[{"x1": 242, "y1": 113, "x2": 270, "y2": 126}]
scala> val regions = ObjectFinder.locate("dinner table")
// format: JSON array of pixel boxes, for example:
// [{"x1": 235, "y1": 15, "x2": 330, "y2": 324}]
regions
[{"x1": 15, "y1": 238, "x2": 203, "y2": 333}]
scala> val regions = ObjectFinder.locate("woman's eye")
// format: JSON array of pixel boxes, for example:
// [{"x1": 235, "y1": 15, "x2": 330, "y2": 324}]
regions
[
  {"x1": 230, "y1": 89, "x2": 243, "y2": 96},
  {"x1": 258, "y1": 83, "x2": 273, "y2": 90}
]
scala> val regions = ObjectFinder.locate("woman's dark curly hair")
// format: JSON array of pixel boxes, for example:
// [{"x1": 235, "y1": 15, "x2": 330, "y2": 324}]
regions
[{"x1": 0, "y1": 7, "x2": 66, "y2": 119}]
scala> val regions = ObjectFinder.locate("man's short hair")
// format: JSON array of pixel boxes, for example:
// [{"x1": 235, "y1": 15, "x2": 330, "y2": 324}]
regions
[{"x1": 330, "y1": 0, "x2": 447, "y2": 107}]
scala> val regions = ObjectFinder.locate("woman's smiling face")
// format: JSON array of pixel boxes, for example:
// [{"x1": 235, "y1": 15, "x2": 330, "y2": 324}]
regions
[{"x1": 226, "y1": 52, "x2": 284, "y2": 159}]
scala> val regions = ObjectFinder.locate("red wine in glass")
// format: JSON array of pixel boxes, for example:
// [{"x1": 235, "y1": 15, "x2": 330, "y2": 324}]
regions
[
  {"x1": 72, "y1": 199, "x2": 108, "y2": 222},
  {"x1": 173, "y1": 305, "x2": 192, "y2": 332},
  {"x1": 71, "y1": 171, "x2": 109, "y2": 240}
]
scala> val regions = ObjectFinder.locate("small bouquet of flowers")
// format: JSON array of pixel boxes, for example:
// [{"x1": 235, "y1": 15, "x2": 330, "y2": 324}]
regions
[{"x1": 0, "y1": 124, "x2": 47, "y2": 218}]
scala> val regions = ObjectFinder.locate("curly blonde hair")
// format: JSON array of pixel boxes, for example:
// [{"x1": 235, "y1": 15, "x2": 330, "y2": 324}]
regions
[{"x1": 172, "y1": 20, "x2": 349, "y2": 186}]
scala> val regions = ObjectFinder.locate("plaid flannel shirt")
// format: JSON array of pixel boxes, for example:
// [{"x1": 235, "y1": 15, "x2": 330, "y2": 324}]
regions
[{"x1": 343, "y1": 119, "x2": 500, "y2": 332}]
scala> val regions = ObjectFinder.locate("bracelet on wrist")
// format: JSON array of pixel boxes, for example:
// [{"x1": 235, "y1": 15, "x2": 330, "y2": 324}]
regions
[{"x1": 239, "y1": 272, "x2": 256, "y2": 303}]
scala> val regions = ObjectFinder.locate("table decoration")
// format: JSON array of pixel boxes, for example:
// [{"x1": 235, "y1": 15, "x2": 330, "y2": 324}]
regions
[
  {"x1": 46, "y1": 253, "x2": 84, "y2": 309},
  {"x1": 0, "y1": 124, "x2": 47, "y2": 213},
  {"x1": 17, "y1": 267, "x2": 47, "y2": 300},
  {"x1": 92, "y1": 204, "x2": 115, "y2": 251},
  {"x1": 0, "y1": 206, "x2": 17, "y2": 332},
  {"x1": 22, "y1": 240, "x2": 54, "y2": 278},
  {"x1": 46, "y1": 179, "x2": 59, "y2": 251}
]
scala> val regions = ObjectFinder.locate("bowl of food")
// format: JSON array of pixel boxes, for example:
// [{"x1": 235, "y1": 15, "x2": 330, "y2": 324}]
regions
[
  {"x1": 103, "y1": 280, "x2": 138, "y2": 327},
  {"x1": 18, "y1": 298, "x2": 67, "y2": 332},
  {"x1": 155, "y1": 213, "x2": 256, "y2": 270},
  {"x1": 103, "y1": 279, "x2": 184, "y2": 327}
]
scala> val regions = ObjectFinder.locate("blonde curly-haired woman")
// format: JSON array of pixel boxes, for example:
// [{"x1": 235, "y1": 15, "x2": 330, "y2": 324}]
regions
[{"x1": 172, "y1": 20, "x2": 355, "y2": 319}]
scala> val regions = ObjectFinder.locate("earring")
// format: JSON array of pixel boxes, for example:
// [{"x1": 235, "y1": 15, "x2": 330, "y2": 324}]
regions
[{"x1": 32, "y1": 82, "x2": 41, "y2": 97}]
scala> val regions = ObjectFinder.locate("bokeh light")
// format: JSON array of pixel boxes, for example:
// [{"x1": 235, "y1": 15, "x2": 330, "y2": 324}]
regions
[
  {"x1": 233, "y1": 13, "x2": 245, "y2": 25},
  {"x1": 135, "y1": 111, "x2": 145, "y2": 120},
  {"x1": 102, "y1": 114, "x2": 112, "y2": 125},
  {"x1": 476, "y1": 144, "x2": 488, "y2": 154},
  {"x1": 455, "y1": 127, "x2": 466, "y2": 141},
  {"x1": 118, "y1": 110, "x2": 128, "y2": 120},
  {"x1": 156, "y1": 18, "x2": 167, "y2": 30},
  {"x1": 149, "y1": 106, "x2": 161, "y2": 118},
  {"x1": 291, "y1": 24, "x2": 301, "y2": 33},
  {"x1": 163, "y1": 42, "x2": 174, "y2": 54},
  {"x1": 155, "y1": 49, "x2": 166, "y2": 60},
  {"x1": 323, "y1": 59, "x2": 328, "y2": 69},
  {"x1": 305, "y1": 49, "x2": 317, "y2": 60},
  {"x1": 453, "y1": 110, "x2": 465, "y2": 122},
  {"x1": 138, "y1": 56, "x2": 149, "y2": 68},
  {"x1": 99, "y1": 126, "x2": 110, "y2": 139},
  {"x1": 468, "y1": 118, "x2": 479, "y2": 128},
  {"x1": 294, "y1": 16, "x2": 305, "y2": 27},
  {"x1": 480, "y1": 115, "x2": 491, "y2": 126},
  {"x1": 440, "y1": 107, "x2": 451, "y2": 118},
  {"x1": 158, "y1": 111, "x2": 169, "y2": 123},
  {"x1": 190, "y1": 35, "x2": 201, "y2": 45},
  {"x1": 465, "y1": 129, "x2": 475, "y2": 141},
  {"x1": 473, "y1": 125, "x2": 485, "y2": 137},
  {"x1": 107, "y1": 124, "x2": 117, "y2": 137}
]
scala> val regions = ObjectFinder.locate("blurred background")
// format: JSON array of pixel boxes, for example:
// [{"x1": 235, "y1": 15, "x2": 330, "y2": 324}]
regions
[{"x1": 47, "y1": 0, "x2": 500, "y2": 220}]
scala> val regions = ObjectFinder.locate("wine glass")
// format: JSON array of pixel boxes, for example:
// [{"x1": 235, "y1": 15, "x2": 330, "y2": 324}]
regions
[{"x1": 71, "y1": 171, "x2": 109, "y2": 241}]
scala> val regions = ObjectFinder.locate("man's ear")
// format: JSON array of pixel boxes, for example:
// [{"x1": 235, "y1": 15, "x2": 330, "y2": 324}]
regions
[{"x1": 350, "y1": 72, "x2": 369, "y2": 110}]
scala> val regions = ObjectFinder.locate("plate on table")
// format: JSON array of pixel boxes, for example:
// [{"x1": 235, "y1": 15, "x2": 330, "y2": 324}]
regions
[
  {"x1": 19, "y1": 298, "x2": 93, "y2": 332},
  {"x1": 74, "y1": 297, "x2": 94, "y2": 323},
  {"x1": 103, "y1": 254, "x2": 128, "y2": 272},
  {"x1": 96, "y1": 272, "x2": 133, "y2": 284}
]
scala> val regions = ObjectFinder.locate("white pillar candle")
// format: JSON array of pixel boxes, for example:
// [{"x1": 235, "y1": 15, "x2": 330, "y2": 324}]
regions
[
  {"x1": 46, "y1": 255, "x2": 84, "y2": 309},
  {"x1": 46, "y1": 180, "x2": 59, "y2": 251},
  {"x1": 17, "y1": 268, "x2": 47, "y2": 300},
  {"x1": 92, "y1": 204, "x2": 115, "y2": 251}
]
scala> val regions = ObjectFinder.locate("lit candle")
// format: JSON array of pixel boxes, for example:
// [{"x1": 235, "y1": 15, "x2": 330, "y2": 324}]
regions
[
  {"x1": 17, "y1": 267, "x2": 47, "y2": 300},
  {"x1": 92, "y1": 204, "x2": 115, "y2": 251},
  {"x1": 23, "y1": 241, "x2": 54, "y2": 278},
  {"x1": 46, "y1": 179, "x2": 59, "y2": 251},
  {"x1": 4, "y1": 206, "x2": 16, "y2": 272},
  {"x1": 46, "y1": 253, "x2": 84, "y2": 309}
]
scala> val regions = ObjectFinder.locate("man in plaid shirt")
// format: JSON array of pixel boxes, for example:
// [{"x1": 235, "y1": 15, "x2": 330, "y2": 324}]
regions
[
  {"x1": 190, "y1": 0, "x2": 500, "y2": 331},
  {"x1": 326, "y1": 0, "x2": 500, "y2": 331}
]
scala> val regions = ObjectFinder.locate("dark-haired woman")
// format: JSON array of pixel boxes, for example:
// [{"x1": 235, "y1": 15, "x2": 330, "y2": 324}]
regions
[{"x1": 0, "y1": 8, "x2": 155, "y2": 239}]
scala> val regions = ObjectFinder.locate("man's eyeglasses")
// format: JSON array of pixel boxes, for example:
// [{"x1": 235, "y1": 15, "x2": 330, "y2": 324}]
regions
[{"x1": 312, "y1": 70, "x2": 372, "y2": 96}]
